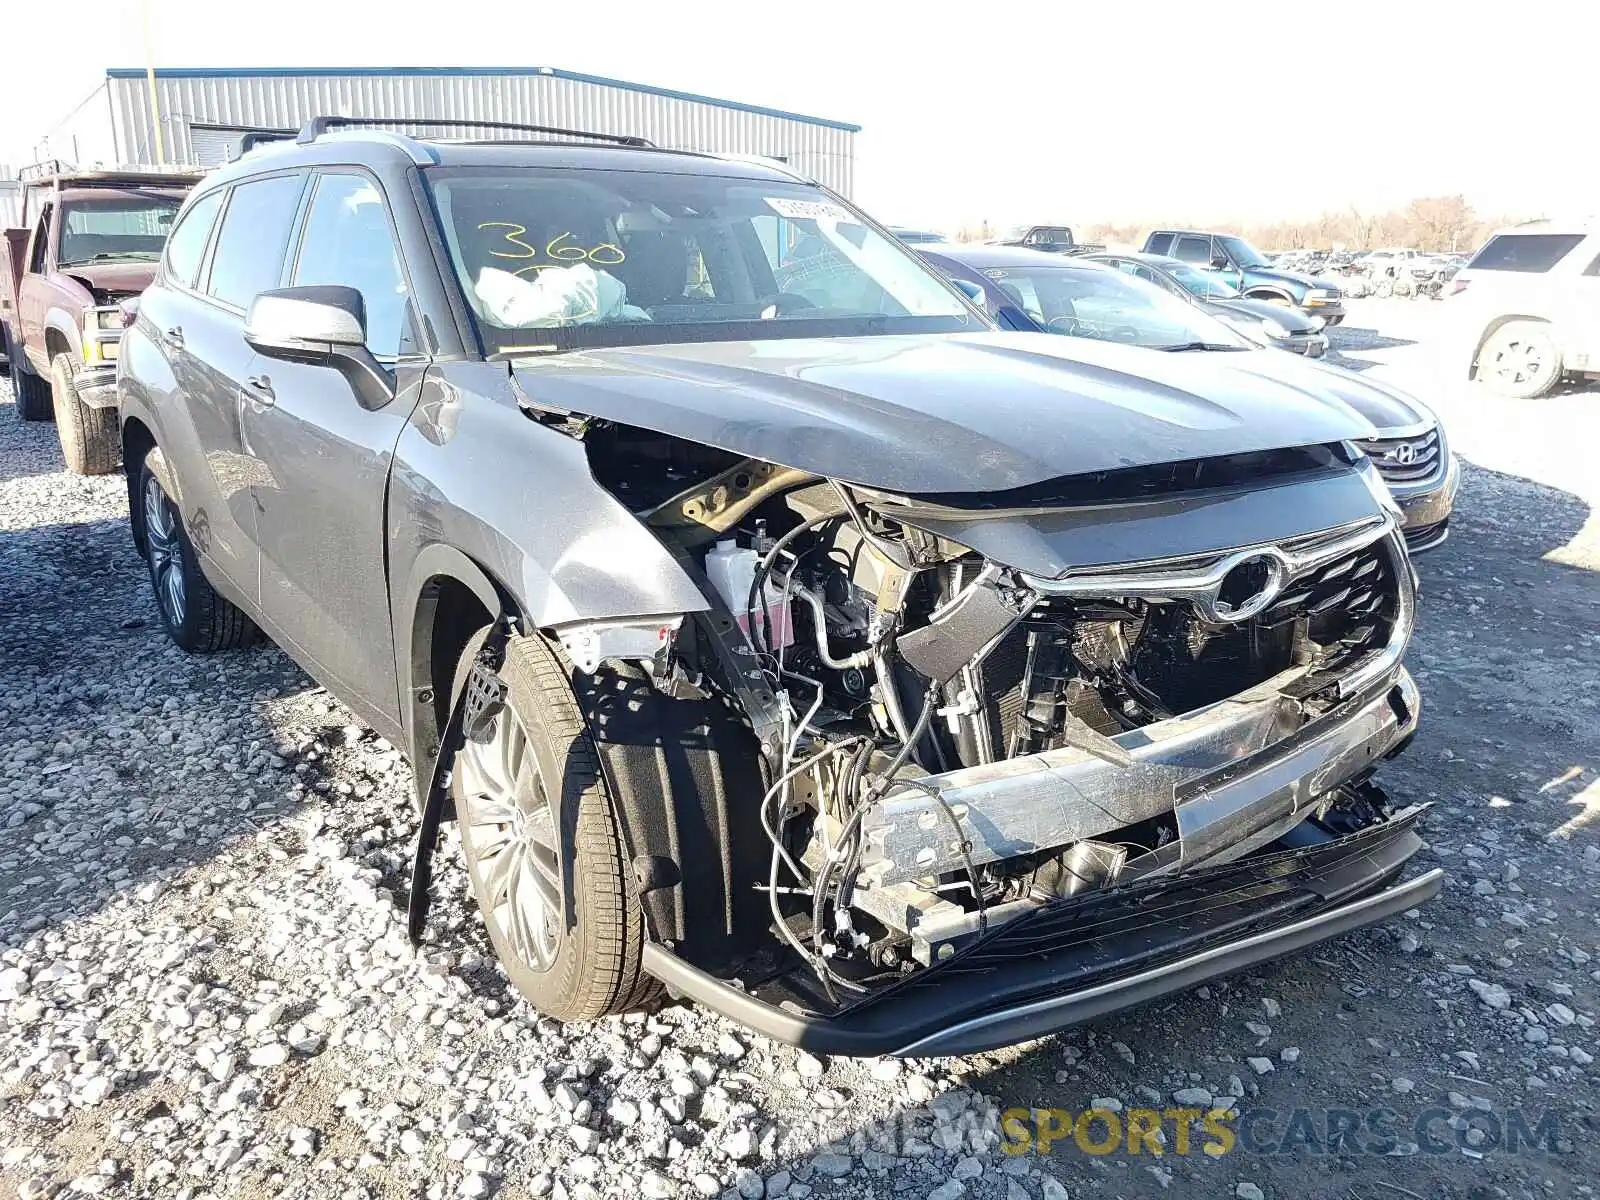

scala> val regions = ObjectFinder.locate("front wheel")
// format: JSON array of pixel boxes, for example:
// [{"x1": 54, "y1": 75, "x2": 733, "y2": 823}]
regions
[
  {"x1": 138, "y1": 452, "x2": 259, "y2": 652},
  {"x1": 1478, "y1": 321, "x2": 1562, "y2": 399},
  {"x1": 453, "y1": 633, "x2": 658, "y2": 1021},
  {"x1": 50, "y1": 354, "x2": 120, "y2": 475}
]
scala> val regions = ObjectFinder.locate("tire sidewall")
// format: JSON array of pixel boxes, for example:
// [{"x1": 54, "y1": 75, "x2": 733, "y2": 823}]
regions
[{"x1": 452, "y1": 641, "x2": 616, "y2": 1019}]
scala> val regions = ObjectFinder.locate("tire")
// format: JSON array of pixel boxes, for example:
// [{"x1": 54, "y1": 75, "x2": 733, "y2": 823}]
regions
[
  {"x1": 6, "y1": 332, "x2": 52, "y2": 422},
  {"x1": 452, "y1": 633, "x2": 657, "y2": 1022},
  {"x1": 1477, "y1": 321, "x2": 1563, "y2": 399},
  {"x1": 137, "y1": 450, "x2": 259, "y2": 652},
  {"x1": 50, "y1": 353, "x2": 120, "y2": 475}
]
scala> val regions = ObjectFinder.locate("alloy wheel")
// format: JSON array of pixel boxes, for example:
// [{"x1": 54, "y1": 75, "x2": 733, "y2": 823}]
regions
[
  {"x1": 456, "y1": 705, "x2": 564, "y2": 971},
  {"x1": 143, "y1": 474, "x2": 187, "y2": 627}
]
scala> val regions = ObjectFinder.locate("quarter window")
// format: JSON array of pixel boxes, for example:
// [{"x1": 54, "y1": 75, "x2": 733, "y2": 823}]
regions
[
  {"x1": 291, "y1": 173, "x2": 412, "y2": 357},
  {"x1": 162, "y1": 191, "x2": 224, "y2": 290},
  {"x1": 206, "y1": 174, "x2": 305, "y2": 310},
  {"x1": 1466, "y1": 233, "x2": 1586, "y2": 273},
  {"x1": 1146, "y1": 233, "x2": 1173, "y2": 255}
]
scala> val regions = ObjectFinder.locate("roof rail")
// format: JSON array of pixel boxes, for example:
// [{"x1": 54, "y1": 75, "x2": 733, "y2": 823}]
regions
[
  {"x1": 295, "y1": 116, "x2": 654, "y2": 148},
  {"x1": 232, "y1": 129, "x2": 298, "y2": 159}
]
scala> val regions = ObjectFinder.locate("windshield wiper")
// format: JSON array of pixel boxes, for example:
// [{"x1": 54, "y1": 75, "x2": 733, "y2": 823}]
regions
[
  {"x1": 1156, "y1": 341, "x2": 1249, "y2": 353},
  {"x1": 62, "y1": 252, "x2": 161, "y2": 264}
]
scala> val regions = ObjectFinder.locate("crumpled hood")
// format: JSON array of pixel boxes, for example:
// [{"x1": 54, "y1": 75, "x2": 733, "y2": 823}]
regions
[
  {"x1": 60, "y1": 261, "x2": 158, "y2": 298},
  {"x1": 1220, "y1": 352, "x2": 1436, "y2": 433},
  {"x1": 513, "y1": 332, "x2": 1377, "y2": 494}
]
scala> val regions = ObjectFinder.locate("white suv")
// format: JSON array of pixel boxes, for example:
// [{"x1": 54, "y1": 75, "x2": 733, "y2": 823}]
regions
[{"x1": 1452, "y1": 220, "x2": 1600, "y2": 398}]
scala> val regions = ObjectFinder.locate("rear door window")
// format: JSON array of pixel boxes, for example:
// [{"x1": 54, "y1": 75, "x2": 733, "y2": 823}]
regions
[
  {"x1": 206, "y1": 174, "x2": 306, "y2": 310},
  {"x1": 1467, "y1": 233, "x2": 1585, "y2": 273},
  {"x1": 1146, "y1": 233, "x2": 1173, "y2": 255},
  {"x1": 162, "y1": 191, "x2": 224, "y2": 290},
  {"x1": 1174, "y1": 235, "x2": 1213, "y2": 264},
  {"x1": 28, "y1": 205, "x2": 52, "y2": 272}
]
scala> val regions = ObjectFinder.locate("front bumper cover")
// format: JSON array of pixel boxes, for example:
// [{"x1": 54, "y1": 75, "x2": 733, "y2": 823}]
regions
[
  {"x1": 73, "y1": 364, "x2": 120, "y2": 410},
  {"x1": 1392, "y1": 452, "x2": 1460, "y2": 551},
  {"x1": 644, "y1": 804, "x2": 1438, "y2": 1056}
]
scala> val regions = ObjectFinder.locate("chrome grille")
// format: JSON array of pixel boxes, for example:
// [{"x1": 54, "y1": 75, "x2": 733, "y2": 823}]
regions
[{"x1": 1360, "y1": 429, "x2": 1440, "y2": 484}]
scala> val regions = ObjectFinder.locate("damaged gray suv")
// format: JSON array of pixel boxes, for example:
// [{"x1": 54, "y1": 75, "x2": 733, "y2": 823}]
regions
[{"x1": 118, "y1": 118, "x2": 1441, "y2": 1056}]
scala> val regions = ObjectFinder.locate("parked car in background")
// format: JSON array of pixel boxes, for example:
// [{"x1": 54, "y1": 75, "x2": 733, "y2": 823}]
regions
[
  {"x1": 0, "y1": 161, "x2": 198, "y2": 472},
  {"x1": 1359, "y1": 248, "x2": 1422, "y2": 279},
  {"x1": 920, "y1": 244, "x2": 1457, "y2": 551},
  {"x1": 1089, "y1": 250, "x2": 1329, "y2": 357},
  {"x1": 887, "y1": 227, "x2": 947, "y2": 244},
  {"x1": 993, "y1": 224, "x2": 1103, "y2": 255},
  {"x1": 118, "y1": 118, "x2": 1439, "y2": 1056},
  {"x1": 1451, "y1": 221, "x2": 1600, "y2": 397},
  {"x1": 1143, "y1": 229, "x2": 1345, "y2": 323}
]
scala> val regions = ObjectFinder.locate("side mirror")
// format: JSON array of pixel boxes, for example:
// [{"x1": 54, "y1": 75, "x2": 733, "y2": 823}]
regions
[
  {"x1": 244, "y1": 285, "x2": 395, "y2": 410},
  {"x1": 1209, "y1": 254, "x2": 1231, "y2": 271},
  {"x1": 951, "y1": 278, "x2": 988, "y2": 309}
]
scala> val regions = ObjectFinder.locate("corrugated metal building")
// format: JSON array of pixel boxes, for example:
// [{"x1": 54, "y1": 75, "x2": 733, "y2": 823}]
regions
[{"x1": 39, "y1": 66, "x2": 859, "y2": 196}]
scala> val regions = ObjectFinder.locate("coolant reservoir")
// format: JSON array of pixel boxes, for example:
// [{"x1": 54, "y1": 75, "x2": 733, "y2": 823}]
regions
[{"x1": 704, "y1": 540, "x2": 794, "y2": 651}]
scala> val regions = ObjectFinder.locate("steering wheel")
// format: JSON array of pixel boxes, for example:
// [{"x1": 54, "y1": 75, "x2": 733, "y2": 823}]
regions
[
  {"x1": 1045, "y1": 314, "x2": 1082, "y2": 335},
  {"x1": 756, "y1": 292, "x2": 818, "y2": 317}
]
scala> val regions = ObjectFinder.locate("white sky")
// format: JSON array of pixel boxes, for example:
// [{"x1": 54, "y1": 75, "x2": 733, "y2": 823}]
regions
[{"x1": 4, "y1": 0, "x2": 1595, "y2": 230}]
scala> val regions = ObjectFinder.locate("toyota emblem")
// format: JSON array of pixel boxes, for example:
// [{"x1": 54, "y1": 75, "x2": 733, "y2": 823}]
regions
[{"x1": 1199, "y1": 550, "x2": 1289, "y2": 624}]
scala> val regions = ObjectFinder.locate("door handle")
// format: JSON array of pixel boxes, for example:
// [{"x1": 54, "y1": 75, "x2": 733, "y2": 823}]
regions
[
  {"x1": 244, "y1": 374, "x2": 275, "y2": 406},
  {"x1": 162, "y1": 325, "x2": 184, "y2": 349}
]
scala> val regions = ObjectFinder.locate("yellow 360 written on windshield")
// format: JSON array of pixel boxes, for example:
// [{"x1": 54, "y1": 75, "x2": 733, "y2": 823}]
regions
[{"x1": 478, "y1": 223, "x2": 625, "y2": 276}]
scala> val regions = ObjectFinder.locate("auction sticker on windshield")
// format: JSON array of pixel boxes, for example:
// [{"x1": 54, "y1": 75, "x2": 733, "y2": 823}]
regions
[{"x1": 765, "y1": 196, "x2": 855, "y2": 223}]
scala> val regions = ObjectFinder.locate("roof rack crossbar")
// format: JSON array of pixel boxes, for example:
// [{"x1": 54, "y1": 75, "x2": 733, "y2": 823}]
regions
[{"x1": 295, "y1": 116, "x2": 654, "y2": 148}]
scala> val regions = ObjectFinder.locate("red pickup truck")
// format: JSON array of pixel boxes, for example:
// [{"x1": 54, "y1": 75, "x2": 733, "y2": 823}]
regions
[{"x1": 2, "y1": 164, "x2": 199, "y2": 473}]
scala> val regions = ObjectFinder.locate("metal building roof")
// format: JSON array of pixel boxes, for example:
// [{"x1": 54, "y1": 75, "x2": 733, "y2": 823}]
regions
[{"x1": 104, "y1": 66, "x2": 862, "y2": 133}]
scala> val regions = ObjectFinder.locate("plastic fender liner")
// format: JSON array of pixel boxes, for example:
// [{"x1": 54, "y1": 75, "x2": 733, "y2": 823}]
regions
[{"x1": 572, "y1": 634, "x2": 772, "y2": 963}]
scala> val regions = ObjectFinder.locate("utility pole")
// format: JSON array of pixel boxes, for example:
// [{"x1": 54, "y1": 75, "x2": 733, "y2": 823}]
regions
[{"x1": 142, "y1": 0, "x2": 165, "y2": 165}]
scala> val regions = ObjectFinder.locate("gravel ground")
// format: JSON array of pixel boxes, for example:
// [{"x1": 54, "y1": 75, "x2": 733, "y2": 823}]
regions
[{"x1": 2, "y1": 312, "x2": 1597, "y2": 1200}]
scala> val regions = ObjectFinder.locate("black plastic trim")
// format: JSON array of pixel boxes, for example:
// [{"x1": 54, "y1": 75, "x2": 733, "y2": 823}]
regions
[{"x1": 642, "y1": 829, "x2": 1441, "y2": 1057}]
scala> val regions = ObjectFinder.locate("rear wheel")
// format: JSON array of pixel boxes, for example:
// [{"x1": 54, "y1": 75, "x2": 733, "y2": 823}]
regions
[
  {"x1": 138, "y1": 451, "x2": 258, "y2": 652},
  {"x1": 6, "y1": 334, "x2": 52, "y2": 422},
  {"x1": 1478, "y1": 321, "x2": 1562, "y2": 399},
  {"x1": 51, "y1": 353, "x2": 120, "y2": 475},
  {"x1": 453, "y1": 633, "x2": 657, "y2": 1021}
]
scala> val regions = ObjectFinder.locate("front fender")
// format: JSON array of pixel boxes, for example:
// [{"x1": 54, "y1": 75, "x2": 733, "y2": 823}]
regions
[
  {"x1": 388, "y1": 363, "x2": 712, "y2": 632},
  {"x1": 43, "y1": 309, "x2": 85, "y2": 362}
]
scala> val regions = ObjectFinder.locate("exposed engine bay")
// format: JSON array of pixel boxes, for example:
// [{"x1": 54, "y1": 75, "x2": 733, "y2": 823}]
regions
[{"x1": 565, "y1": 419, "x2": 1421, "y2": 1015}]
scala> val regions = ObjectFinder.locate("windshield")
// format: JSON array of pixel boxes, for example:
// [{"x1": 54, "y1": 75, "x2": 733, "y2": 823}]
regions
[
  {"x1": 58, "y1": 192, "x2": 182, "y2": 264},
  {"x1": 1216, "y1": 235, "x2": 1269, "y2": 269},
  {"x1": 426, "y1": 167, "x2": 977, "y2": 353},
  {"x1": 1162, "y1": 261, "x2": 1242, "y2": 299},
  {"x1": 979, "y1": 263, "x2": 1247, "y2": 350}
]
